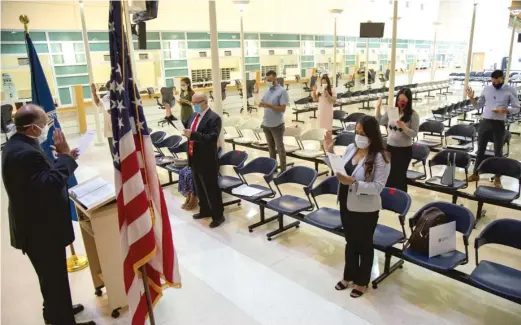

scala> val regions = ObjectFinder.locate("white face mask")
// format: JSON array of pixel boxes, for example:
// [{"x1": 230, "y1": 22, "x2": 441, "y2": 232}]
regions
[
  {"x1": 355, "y1": 134, "x2": 370, "y2": 149},
  {"x1": 321, "y1": 84, "x2": 327, "y2": 91}
]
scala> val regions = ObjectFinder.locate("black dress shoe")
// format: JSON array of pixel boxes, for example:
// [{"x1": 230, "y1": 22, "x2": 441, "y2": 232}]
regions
[
  {"x1": 209, "y1": 218, "x2": 225, "y2": 228},
  {"x1": 77, "y1": 321, "x2": 96, "y2": 325},
  {"x1": 44, "y1": 304, "x2": 85, "y2": 324},
  {"x1": 193, "y1": 213, "x2": 210, "y2": 219}
]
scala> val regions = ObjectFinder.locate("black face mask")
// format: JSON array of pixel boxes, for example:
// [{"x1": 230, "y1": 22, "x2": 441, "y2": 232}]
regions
[{"x1": 493, "y1": 82, "x2": 504, "y2": 90}]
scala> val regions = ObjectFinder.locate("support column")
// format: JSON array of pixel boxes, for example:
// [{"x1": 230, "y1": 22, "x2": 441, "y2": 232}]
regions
[
  {"x1": 506, "y1": 17, "x2": 517, "y2": 83},
  {"x1": 79, "y1": 0, "x2": 103, "y2": 144},
  {"x1": 365, "y1": 39, "x2": 369, "y2": 89},
  {"x1": 240, "y1": 13, "x2": 248, "y2": 112},
  {"x1": 209, "y1": 0, "x2": 224, "y2": 145},
  {"x1": 463, "y1": 3, "x2": 477, "y2": 100},
  {"x1": 388, "y1": 0, "x2": 398, "y2": 103},
  {"x1": 430, "y1": 29, "x2": 437, "y2": 81},
  {"x1": 333, "y1": 16, "x2": 337, "y2": 86}
]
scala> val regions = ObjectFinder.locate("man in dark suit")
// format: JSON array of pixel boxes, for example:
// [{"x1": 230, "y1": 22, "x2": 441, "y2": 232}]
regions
[
  {"x1": 2, "y1": 105, "x2": 95, "y2": 325},
  {"x1": 183, "y1": 93, "x2": 224, "y2": 228}
]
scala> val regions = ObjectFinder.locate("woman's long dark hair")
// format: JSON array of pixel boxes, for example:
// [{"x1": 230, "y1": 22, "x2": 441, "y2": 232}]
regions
[
  {"x1": 357, "y1": 115, "x2": 389, "y2": 181},
  {"x1": 321, "y1": 74, "x2": 333, "y2": 97},
  {"x1": 394, "y1": 87, "x2": 413, "y2": 123},
  {"x1": 181, "y1": 77, "x2": 193, "y2": 93}
]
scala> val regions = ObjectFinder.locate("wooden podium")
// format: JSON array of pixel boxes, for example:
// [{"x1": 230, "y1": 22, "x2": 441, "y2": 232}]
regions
[{"x1": 69, "y1": 177, "x2": 127, "y2": 318}]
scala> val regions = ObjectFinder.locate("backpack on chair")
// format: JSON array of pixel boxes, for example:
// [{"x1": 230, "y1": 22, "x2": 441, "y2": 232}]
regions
[{"x1": 403, "y1": 207, "x2": 447, "y2": 255}]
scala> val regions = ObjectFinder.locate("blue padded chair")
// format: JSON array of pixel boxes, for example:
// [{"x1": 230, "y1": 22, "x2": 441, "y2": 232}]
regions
[
  {"x1": 265, "y1": 166, "x2": 317, "y2": 240},
  {"x1": 155, "y1": 135, "x2": 182, "y2": 165},
  {"x1": 304, "y1": 176, "x2": 341, "y2": 230},
  {"x1": 335, "y1": 132, "x2": 355, "y2": 147},
  {"x1": 407, "y1": 143, "x2": 430, "y2": 181},
  {"x1": 218, "y1": 150, "x2": 248, "y2": 192},
  {"x1": 372, "y1": 188, "x2": 411, "y2": 288},
  {"x1": 231, "y1": 157, "x2": 279, "y2": 232},
  {"x1": 404, "y1": 202, "x2": 474, "y2": 272},
  {"x1": 474, "y1": 157, "x2": 521, "y2": 224},
  {"x1": 161, "y1": 140, "x2": 188, "y2": 187},
  {"x1": 151, "y1": 131, "x2": 167, "y2": 157},
  {"x1": 425, "y1": 149, "x2": 471, "y2": 192},
  {"x1": 470, "y1": 219, "x2": 521, "y2": 303}
]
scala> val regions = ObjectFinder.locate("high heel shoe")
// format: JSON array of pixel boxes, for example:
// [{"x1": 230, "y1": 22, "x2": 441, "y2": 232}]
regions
[
  {"x1": 181, "y1": 193, "x2": 191, "y2": 209},
  {"x1": 350, "y1": 286, "x2": 368, "y2": 298}
]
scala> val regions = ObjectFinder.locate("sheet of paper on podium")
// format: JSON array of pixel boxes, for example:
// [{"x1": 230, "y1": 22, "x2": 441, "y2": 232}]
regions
[
  {"x1": 69, "y1": 176, "x2": 115, "y2": 210},
  {"x1": 326, "y1": 152, "x2": 347, "y2": 176}
]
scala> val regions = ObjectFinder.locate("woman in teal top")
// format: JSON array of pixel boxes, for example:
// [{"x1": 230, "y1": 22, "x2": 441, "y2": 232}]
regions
[{"x1": 178, "y1": 77, "x2": 195, "y2": 123}]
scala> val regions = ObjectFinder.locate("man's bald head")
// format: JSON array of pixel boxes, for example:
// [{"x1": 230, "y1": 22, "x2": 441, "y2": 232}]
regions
[
  {"x1": 14, "y1": 104, "x2": 48, "y2": 133},
  {"x1": 192, "y1": 93, "x2": 209, "y2": 112}
]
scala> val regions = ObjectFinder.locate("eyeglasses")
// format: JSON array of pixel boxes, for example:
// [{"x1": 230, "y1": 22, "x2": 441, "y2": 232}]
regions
[{"x1": 193, "y1": 100, "x2": 207, "y2": 104}]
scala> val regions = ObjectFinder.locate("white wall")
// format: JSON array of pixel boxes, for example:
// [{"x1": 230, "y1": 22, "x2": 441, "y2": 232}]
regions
[
  {"x1": 438, "y1": 0, "x2": 515, "y2": 70},
  {"x1": 1, "y1": 0, "x2": 441, "y2": 40}
]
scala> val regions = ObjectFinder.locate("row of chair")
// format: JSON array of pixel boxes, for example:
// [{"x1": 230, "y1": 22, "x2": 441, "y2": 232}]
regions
[{"x1": 212, "y1": 152, "x2": 521, "y2": 303}]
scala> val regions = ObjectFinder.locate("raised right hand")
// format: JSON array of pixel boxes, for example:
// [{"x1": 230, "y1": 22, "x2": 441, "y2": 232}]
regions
[
  {"x1": 376, "y1": 97, "x2": 382, "y2": 109},
  {"x1": 53, "y1": 128, "x2": 70, "y2": 155},
  {"x1": 465, "y1": 87, "x2": 474, "y2": 99},
  {"x1": 324, "y1": 130, "x2": 334, "y2": 152}
]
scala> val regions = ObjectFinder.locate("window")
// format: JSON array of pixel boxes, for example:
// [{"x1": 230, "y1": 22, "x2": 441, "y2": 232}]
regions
[
  {"x1": 287, "y1": 50, "x2": 293, "y2": 55},
  {"x1": 269, "y1": 50, "x2": 275, "y2": 55},
  {"x1": 224, "y1": 51, "x2": 232, "y2": 57},
  {"x1": 138, "y1": 53, "x2": 149, "y2": 60},
  {"x1": 199, "y1": 52, "x2": 207, "y2": 58},
  {"x1": 261, "y1": 65, "x2": 278, "y2": 77},
  {"x1": 104, "y1": 55, "x2": 111, "y2": 62},
  {"x1": 321, "y1": 49, "x2": 326, "y2": 55},
  {"x1": 191, "y1": 69, "x2": 212, "y2": 83},
  {"x1": 221, "y1": 67, "x2": 235, "y2": 81},
  {"x1": 17, "y1": 57, "x2": 28, "y2": 65},
  {"x1": 284, "y1": 64, "x2": 298, "y2": 69}
]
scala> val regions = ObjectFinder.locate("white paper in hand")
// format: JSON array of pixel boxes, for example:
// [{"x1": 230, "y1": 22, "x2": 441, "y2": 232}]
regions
[
  {"x1": 78, "y1": 130, "x2": 95, "y2": 155},
  {"x1": 173, "y1": 120, "x2": 185, "y2": 131},
  {"x1": 429, "y1": 221, "x2": 456, "y2": 257},
  {"x1": 386, "y1": 106, "x2": 400, "y2": 124},
  {"x1": 326, "y1": 152, "x2": 347, "y2": 176}
]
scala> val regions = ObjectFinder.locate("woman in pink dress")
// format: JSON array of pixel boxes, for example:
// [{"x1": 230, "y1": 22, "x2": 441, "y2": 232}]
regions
[{"x1": 312, "y1": 74, "x2": 336, "y2": 131}]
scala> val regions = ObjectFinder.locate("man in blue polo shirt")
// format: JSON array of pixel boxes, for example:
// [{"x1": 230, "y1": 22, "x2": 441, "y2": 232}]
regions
[
  {"x1": 260, "y1": 70, "x2": 289, "y2": 171},
  {"x1": 465, "y1": 69, "x2": 520, "y2": 187}
]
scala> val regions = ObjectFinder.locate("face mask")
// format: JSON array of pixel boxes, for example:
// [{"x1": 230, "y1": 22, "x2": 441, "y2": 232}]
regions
[
  {"x1": 398, "y1": 100, "x2": 408, "y2": 108},
  {"x1": 321, "y1": 84, "x2": 327, "y2": 90},
  {"x1": 493, "y1": 82, "x2": 503, "y2": 90},
  {"x1": 355, "y1": 134, "x2": 370, "y2": 149},
  {"x1": 193, "y1": 104, "x2": 202, "y2": 113},
  {"x1": 27, "y1": 124, "x2": 49, "y2": 144},
  {"x1": 266, "y1": 81, "x2": 274, "y2": 88}
]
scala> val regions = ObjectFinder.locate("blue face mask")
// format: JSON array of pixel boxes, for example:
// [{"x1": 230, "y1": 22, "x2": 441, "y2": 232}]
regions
[
  {"x1": 193, "y1": 104, "x2": 202, "y2": 113},
  {"x1": 266, "y1": 81, "x2": 274, "y2": 88}
]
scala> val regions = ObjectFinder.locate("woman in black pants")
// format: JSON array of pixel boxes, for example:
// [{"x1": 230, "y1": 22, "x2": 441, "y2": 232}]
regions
[
  {"x1": 375, "y1": 88, "x2": 419, "y2": 192},
  {"x1": 324, "y1": 116, "x2": 390, "y2": 297}
]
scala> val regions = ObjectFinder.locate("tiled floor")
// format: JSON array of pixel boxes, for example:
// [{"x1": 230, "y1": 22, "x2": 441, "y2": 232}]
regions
[{"x1": 2, "y1": 71, "x2": 521, "y2": 325}]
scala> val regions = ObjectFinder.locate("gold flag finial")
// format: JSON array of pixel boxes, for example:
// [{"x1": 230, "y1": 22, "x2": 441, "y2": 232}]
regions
[{"x1": 19, "y1": 15, "x2": 29, "y2": 33}]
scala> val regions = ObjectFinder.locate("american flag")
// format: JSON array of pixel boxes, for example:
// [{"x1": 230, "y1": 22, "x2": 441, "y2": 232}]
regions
[{"x1": 108, "y1": 1, "x2": 181, "y2": 324}]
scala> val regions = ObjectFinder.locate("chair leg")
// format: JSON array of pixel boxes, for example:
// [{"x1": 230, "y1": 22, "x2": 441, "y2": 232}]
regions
[
  {"x1": 248, "y1": 204, "x2": 278, "y2": 232},
  {"x1": 371, "y1": 252, "x2": 404, "y2": 289},
  {"x1": 474, "y1": 201, "x2": 485, "y2": 228},
  {"x1": 266, "y1": 213, "x2": 300, "y2": 241}
]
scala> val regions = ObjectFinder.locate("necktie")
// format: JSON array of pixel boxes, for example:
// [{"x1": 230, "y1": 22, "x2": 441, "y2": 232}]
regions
[{"x1": 189, "y1": 114, "x2": 201, "y2": 157}]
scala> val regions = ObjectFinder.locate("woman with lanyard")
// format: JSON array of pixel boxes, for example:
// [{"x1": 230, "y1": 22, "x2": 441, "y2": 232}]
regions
[
  {"x1": 375, "y1": 88, "x2": 419, "y2": 192},
  {"x1": 312, "y1": 74, "x2": 336, "y2": 131},
  {"x1": 325, "y1": 116, "x2": 390, "y2": 298}
]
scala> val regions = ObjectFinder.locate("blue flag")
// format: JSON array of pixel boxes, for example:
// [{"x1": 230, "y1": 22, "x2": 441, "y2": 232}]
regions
[{"x1": 25, "y1": 32, "x2": 79, "y2": 221}]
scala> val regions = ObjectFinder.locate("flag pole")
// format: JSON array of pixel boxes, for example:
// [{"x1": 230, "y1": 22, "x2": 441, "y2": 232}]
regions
[
  {"x1": 78, "y1": 0, "x2": 104, "y2": 146},
  {"x1": 20, "y1": 14, "x2": 88, "y2": 273},
  {"x1": 121, "y1": 2, "x2": 157, "y2": 324}
]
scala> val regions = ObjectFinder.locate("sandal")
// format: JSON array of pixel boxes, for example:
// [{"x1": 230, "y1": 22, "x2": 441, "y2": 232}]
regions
[
  {"x1": 334, "y1": 281, "x2": 350, "y2": 291},
  {"x1": 350, "y1": 286, "x2": 367, "y2": 298}
]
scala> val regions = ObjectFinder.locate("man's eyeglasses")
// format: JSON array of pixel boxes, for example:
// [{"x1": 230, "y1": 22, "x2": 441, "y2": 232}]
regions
[{"x1": 193, "y1": 100, "x2": 207, "y2": 105}]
